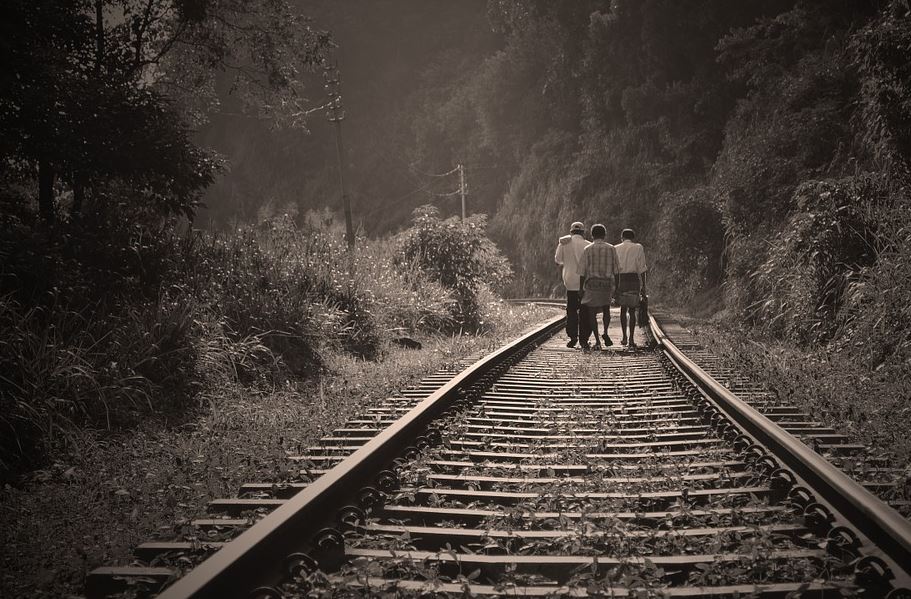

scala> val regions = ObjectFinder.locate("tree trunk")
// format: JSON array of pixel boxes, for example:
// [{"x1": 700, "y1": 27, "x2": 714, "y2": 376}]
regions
[{"x1": 38, "y1": 160, "x2": 56, "y2": 225}]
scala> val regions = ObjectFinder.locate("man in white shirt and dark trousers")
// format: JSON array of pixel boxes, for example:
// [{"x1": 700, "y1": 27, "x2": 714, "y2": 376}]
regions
[
  {"x1": 555, "y1": 221, "x2": 589, "y2": 348},
  {"x1": 614, "y1": 228, "x2": 648, "y2": 348}
]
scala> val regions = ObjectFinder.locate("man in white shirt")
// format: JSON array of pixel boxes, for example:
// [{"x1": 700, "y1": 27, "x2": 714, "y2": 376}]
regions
[
  {"x1": 555, "y1": 221, "x2": 589, "y2": 348},
  {"x1": 614, "y1": 228, "x2": 648, "y2": 348}
]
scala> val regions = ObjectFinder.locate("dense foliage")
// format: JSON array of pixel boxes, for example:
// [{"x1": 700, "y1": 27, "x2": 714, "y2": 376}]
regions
[
  {"x1": 0, "y1": 2, "x2": 518, "y2": 477},
  {"x1": 397, "y1": 206, "x2": 512, "y2": 330},
  {"x1": 0, "y1": 210, "x2": 507, "y2": 476},
  {"x1": 288, "y1": 0, "x2": 909, "y2": 367},
  {"x1": 0, "y1": 0, "x2": 331, "y2": 222}
]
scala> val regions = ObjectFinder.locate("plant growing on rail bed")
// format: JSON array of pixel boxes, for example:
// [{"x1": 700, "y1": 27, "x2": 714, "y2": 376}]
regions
[{"x1": 270, "y1": 344, "x2": 870, "y2": 597}]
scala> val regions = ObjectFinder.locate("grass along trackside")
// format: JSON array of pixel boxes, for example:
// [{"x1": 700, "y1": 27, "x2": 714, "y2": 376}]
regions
[
  {"x1": 669, "y1": 315, "x2": 911, "y2": 510},
  {"x1": 0, "y1": 302, "x2": 555, "y2": 599}
]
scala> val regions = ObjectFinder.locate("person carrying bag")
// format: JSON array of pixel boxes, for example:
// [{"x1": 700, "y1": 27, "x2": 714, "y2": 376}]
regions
[{"x1": 613, "y1": 228, "x2": 648, "y2": 348}]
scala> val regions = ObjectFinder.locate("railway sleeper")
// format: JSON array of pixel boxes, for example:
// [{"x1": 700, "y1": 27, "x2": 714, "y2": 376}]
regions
[
  {"x1": 423, "y1": 458, "x2": 748, "y2": 473},
  {"x1": 433, "y1": 447, "x2": 739, "y2": 463},
  {"x1": 391, "y1": 485, "x2": 774, "y2": 510},
  {"x1": 375, "y1": 503, "x2": 791, "y2": 526},
  {"x1": 349, "y1": 522, "x2": 816, "y2": 554},
  {"x1": 421, "y1": 471, "x2": 756, "y2": 490},
  {"x1": 84, "y1": 567, "x2": 177, "y2": 598},
  {"x1": 450, "y1": 429, "x2": 713, "y2": 442},
  {"x1": 314, "y1": 576, "x2": 846, "y2": 597},
  {"x1": 342, "y1": 547, "x2": 835, "y2": 585}
]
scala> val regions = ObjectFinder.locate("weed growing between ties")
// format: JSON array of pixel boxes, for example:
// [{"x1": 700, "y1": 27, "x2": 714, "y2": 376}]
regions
[
  {"x1": 280, "y1": 358, "x2": 859, "y2": 597},
  {"x1": 0, "y1": 197, "x2": 552, "y2": 598},
  {"x1": 678, "y1": 319, "x2": 911, "y2": 513}
]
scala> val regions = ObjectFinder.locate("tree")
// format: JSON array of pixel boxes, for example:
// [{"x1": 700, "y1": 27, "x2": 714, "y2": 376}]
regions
[
  {"x1": 0, "y1": 0, "x2": 332, "y2": 223},
  {"x1": 851, "y1": 0, "x2": 911, "y2": 184}
]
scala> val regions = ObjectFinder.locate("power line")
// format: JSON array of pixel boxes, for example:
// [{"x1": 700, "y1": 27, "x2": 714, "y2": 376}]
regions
[
  {"x1": 409, "y1": 164, "x2": 461, "y2": 178},
  {"x1": 377, "y1": 162, "x2": 469, "y2": 216}
]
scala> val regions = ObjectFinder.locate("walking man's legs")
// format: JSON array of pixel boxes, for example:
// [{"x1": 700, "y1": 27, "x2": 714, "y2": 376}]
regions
[
  {"x1": 619, "y1": 305, "x2": 638, "y2": 348},
  {"x1": 585, "y1": 307, "x2": 600, "y2": 349},
  {"x1": 579, "y1": 304, "x2": 591, "y2": 347},
  {"x1": 620, "y1": 307, "x2": 629, "y2": 345},
  {"x1": 566, "y1": 290, "x2": 581, "y2": 347},
  {"x1": 601, "y1": 308, "x2": 613, "y2": 346}
]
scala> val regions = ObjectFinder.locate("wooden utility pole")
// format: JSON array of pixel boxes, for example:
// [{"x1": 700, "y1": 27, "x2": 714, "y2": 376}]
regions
[
  {"x1": 324, "y1": 64, "x2": 354, "y2": 249},
  {"x1": 458, "y1": 163, "x2": 466, "y2": 221}
]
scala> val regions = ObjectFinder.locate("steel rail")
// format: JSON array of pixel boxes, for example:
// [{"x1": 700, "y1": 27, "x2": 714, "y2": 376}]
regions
[
  {"x1": 649, "y1": 313, "x2": 911, "y2": 590},
  {"x1": 155, "y1": 313, "x2": 565, "y2": 599}
]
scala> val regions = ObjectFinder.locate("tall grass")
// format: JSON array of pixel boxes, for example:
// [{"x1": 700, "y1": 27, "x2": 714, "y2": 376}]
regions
[
  {"x1": 727, "y1": 175, "x2": 910, "y2": 366},
  {"x1": 0, "y1": 213, "x2": 493, "y2": 477},
  {"x1": 0, "y1": 290, "x2": 198, "y2": 473}
]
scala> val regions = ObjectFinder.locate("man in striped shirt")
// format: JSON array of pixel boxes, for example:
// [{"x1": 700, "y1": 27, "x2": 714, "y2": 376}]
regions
[{"x1": 579, "y1": 224, "x2": 620, "y2": 350}]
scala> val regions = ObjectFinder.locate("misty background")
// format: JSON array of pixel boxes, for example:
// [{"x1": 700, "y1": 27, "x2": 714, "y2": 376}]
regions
[{"x1": 198, "y1": 0, "x2": 500, "y2": 232}]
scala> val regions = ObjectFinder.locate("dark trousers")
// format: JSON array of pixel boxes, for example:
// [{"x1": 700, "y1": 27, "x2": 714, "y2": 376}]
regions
[{"x1": 566, "y1": 290, "x2": 587, "y2": 341}]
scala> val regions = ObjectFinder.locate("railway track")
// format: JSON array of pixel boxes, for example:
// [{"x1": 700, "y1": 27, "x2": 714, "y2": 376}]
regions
[{"x1": 87, "y1": 306, "x2": 911, "y2": 598}]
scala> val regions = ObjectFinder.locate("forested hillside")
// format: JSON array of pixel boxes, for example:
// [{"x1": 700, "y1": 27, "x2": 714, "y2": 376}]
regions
[
  {"x1": 3, "y1": 1, "x2": 910, "y2": 474},
  {"x1": 205, "y1": 0, "x2": 911, "y2": 366},
  {"x1": 459, "y1": 1, "x2": 910, "y2": 367},
  {"x1": 221, "y1": 1, "x2": 908, "y2": 352}
]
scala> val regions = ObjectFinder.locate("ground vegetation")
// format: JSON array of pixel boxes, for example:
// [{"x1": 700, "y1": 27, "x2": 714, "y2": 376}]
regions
[
  {"x1": 0, "y1": 303, "x2": 550, "y2": 598},
  {"x1": 0, "y1": 1, "x2": 524, "y2": 480},
  {"x1": 282, "y1": 0, "x2": 911, "y2": 393}
]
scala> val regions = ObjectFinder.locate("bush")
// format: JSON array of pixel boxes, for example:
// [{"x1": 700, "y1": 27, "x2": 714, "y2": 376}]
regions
[
  {"x1": 349, "y1": 236, "x2": 456, "y2": 335},
  {"x1": 651, "y1": 187, "x2": 724, "y2": 304},
  {"x1": 179, "y1": 225, "x2": 331, "y2": 373},
  {"x1": 397, "y1": 206, "x2": 512, "y2": 331},
  {"x1": 744, "y1": 176, "x2": 886, "y2": 344}
]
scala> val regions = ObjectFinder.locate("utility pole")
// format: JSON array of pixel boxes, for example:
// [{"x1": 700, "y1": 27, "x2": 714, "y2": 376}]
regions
[
  {"x1": 324, "y1": 64, "x2": 354, "y2": 249},
  {"x1": 458, "y1": 163, "x2": 467, "y2": 222}
]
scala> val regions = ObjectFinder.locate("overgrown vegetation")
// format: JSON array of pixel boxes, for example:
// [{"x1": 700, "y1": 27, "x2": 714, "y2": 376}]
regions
[
  {"x1": 0, "y1": 307, "x2": 551, "y2": 599},
  {"x1": 677, "y1": 317, "x2": 911, "y2": 512},
  {"x1": 338, "y1": 0, "x2": 910, "y2": 369},
  {"x1": 0, "y1": 2, "x2": 528, "y2": 479},
  {"x1": 0, "y1": 203, "x2": 517, "y2": 478}
]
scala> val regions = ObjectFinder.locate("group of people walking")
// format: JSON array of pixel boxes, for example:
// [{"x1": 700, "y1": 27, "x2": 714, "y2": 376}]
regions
[{"x1": 555, "y1": 221, "x2": 648, "y2": 351}]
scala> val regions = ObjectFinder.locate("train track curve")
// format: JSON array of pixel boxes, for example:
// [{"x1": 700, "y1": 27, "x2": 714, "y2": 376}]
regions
[{"x1": 87, "y1": 304, "x2": 911, "y2": 598}]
